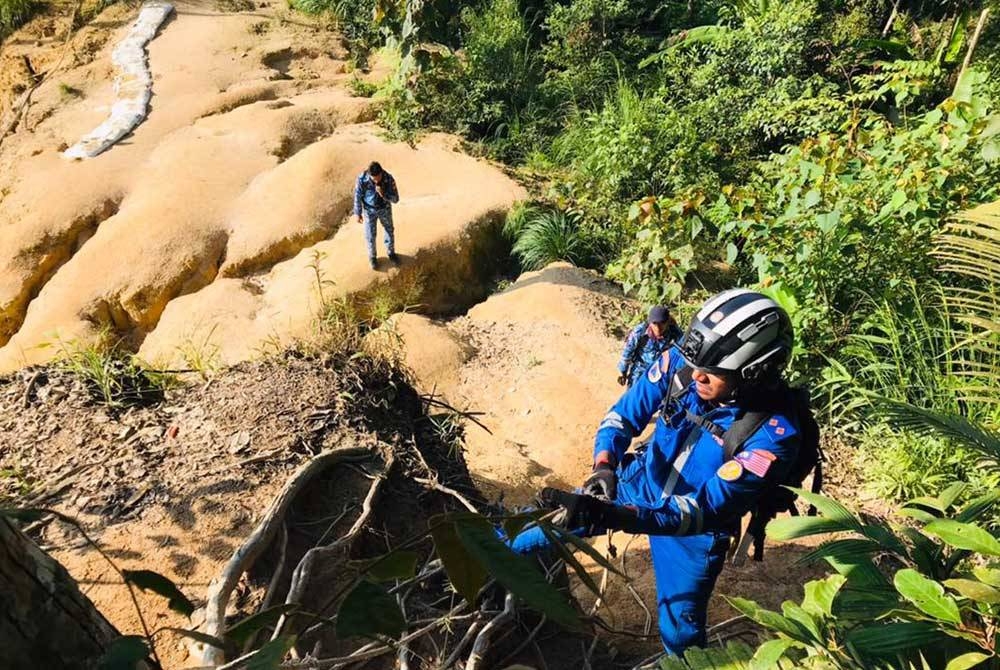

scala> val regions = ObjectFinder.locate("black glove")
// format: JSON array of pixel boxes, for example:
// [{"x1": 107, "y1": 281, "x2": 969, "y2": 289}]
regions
[
  {"x1": 539, "y1": 488, "x2": 655, "y2": 535},
  {"x1": 617, "y1": 373, "x2": 628, "y2": 386},
  {"x1": 583, "y1": 463, "x2": 617, "y2": 501},
  {"x1": 539, "y1": 488, "x2": 611, "y2": 532}
]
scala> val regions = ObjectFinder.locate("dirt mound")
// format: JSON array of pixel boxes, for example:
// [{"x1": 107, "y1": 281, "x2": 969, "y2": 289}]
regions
[{"x1": 0, "y1": 0, "x2": 523, "y2": 374}]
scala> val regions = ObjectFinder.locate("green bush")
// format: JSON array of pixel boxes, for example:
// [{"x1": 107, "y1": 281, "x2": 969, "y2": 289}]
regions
[
  {"x1": 1, "y1": 0, "x2": 39, "y2": 35},
  {"x1": 504, "y1": 204, "x2": 596, "y2": 271},
  {"x1": 734, "y1": 484, "x2": 1000, "y2": 669}
]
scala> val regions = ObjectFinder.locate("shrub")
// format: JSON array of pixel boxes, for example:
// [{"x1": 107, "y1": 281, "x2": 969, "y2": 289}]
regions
[
  {"x1": 0, "y1": 0, "x2": 38, "y2": 35},
  {"x1": 504, "y1": 204, "x2": 595, "y2": 271}
]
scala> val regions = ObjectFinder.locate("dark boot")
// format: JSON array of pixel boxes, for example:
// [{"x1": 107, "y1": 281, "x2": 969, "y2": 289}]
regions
[
  {"x1": 388, "y1": 252, "x2": 400, "y2": 265},
  {"x1": 369, "y1": 256, "x2": 377, "y2": 270}
]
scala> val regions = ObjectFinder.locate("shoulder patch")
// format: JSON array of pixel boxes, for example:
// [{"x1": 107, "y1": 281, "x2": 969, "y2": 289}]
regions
[
  {"x1": 717, "y1": 460, "x2": 744, "y2": 481},
  {"x1": 761, "y1": 414, "x2": 798, "y2": 443},
  {"x1": 735, "y1": 449, "x2": 776, "y2": 478},
  {"x1": 647, "y1": 362, "x2": 662, "y2": 383}
]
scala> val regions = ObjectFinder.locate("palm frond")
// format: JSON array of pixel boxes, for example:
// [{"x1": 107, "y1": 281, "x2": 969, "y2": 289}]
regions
[{"x1": 874, "y1": 397, "x2": 1000, "y2": 461}]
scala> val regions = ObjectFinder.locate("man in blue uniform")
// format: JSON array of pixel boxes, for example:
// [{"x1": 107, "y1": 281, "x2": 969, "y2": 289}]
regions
[
  {"x1": 510, "y1": 289, "x2": 801, "y2": 655},
  {"x1": 353, "y1": 161, "x2": 400, "y2": 270},
  {"x1": 617, "y1": 305, "x2": 682, "y2": 387}
]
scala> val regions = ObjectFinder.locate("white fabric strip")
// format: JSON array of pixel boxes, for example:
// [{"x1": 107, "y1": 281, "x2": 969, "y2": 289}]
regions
[
  {"x1": 675, "y1": 496, "x2": 692, "y2": 535},
  {"x1": 712, "y1": 298, "x2": 776, "y2": 336},
  {"x1": 64, "y1": 2, "x2": 174, "y2": 159},
  {"x1": 599, "y1": 411, "x2": 625, "y2": 432},
  {"x1": 660, "y1": 429, "x2": 699, "y2": 500}
]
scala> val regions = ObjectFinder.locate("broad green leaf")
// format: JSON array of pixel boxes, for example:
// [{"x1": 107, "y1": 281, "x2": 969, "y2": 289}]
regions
[
  {"x1": 899, "y1": 507, "x2": 940, "y2": 524},
  {"x1": 727, "y1": 597, "x2": 810, "y2": 642},
  {"x1": 905, "y1": 495, "x2": 947, "y2": 514},
  {"x1": 797, "y1": 538, "x2": 881, "y2": 566},
  {"x1": 98, "y1": 636, "x2": 150, "y2": 670},
  {"x1": 944, "y1": 578, "x2": 1000, "y2": 604},
  {"x1": 767, "y1": 516, "x2": 854, "y2": 541},
  {"x1": 750, "y1": 638, "x2": 795, "y2": 670},
  {"x1": 894, "y1": 569, "x2": 962, "y2": 624},
  {"x1": 802, "y1": 574, "x2": 847, "y2": 618},
  {"x1": 352, "y1": 550, "x2": 419, "y2": 582},
  {"x1": 785, "y1": 488, "x2": 864, "y2": 531},
  {"x1": 726, "y1": 242, "x2": 739, "y2": 264},
  {"x1": 454, "y1": 515, "x2": 580, "y2": 630},
  {"x1": 781, "y1": 602, "x2": 822, "y2": 642},
  {"x1": 336, "y1": 580, "x2": 405, "y2": 638},
  {"x1": 956, "y1": 491, "x2": 1000, "y2": 524},
  {"x1": 539, "y1": 521, "x2": 625, "y2": 577},
  {"x1": 939, "y1": 482, "x2": 968, "y2": 510},
  {"x1": 945, "y1": 652, "x2": 990, "y2": 670},
  {"x1": 226, "y1": 604, "x2": 298, "y2": 646},
  {"x1": 972, "y1": 567, "x2": 1000, "y2": 588},
  {"x1": 122, "y1": 570, "x2": 194, "y2": 617},
  {"x1": 846, "y1": 622, "x2": 943, "y2": 655},
  {"x1": 248, "y1": 636, "x2": 296, "y2": 670},
  {"x1": 816, "y1": 211, "x2": 840, "y2": 234},
  {"x1": 924, "y1": 519, "x2": 1000, "y2": 556},
  {"x1": 429, "y1": 514, "x2": 487, "y2": 604},
  {"x1": 803, "y1": 189, "x2": 821, "y2": 209},
  {"x1": 538, "y1": 524, "x2": 602, "y2": 597}
]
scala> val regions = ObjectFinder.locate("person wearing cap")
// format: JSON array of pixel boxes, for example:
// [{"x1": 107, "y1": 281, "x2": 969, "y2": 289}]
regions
[
  {"x1": 616, "y1": 305, "x2": 682, "y2": 387},
  {"x1": 507, "y1": 289, "x2": 802, "y2": 656},
  {"x1": 353, "y1": 161, "x2": 400, "y2": 270}
]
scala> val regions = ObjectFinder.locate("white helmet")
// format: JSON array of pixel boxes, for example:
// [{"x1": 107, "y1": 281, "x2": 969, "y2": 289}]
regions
[{"x1": 678, "y1": 289, "x2": 793, "y2": 384}]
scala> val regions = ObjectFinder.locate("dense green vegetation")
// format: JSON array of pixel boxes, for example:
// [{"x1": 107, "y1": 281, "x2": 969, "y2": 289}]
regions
[
  {"x1": 0, "y1": 0, "x2": 38, "y2": 35},
  {"x1": 276, "y1": 0, "x2": 1000, "y2": 665}
]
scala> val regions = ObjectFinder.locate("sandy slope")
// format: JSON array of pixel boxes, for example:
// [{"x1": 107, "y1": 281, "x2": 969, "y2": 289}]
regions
[{"x1": 0, "y1": 0, "x2": 523, "y2": 373}]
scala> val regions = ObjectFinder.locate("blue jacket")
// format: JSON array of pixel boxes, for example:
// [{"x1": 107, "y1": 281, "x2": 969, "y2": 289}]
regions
[
  {"x1": 617, "y1": 323, "x2": 679, "y2": 385},
  {"x1": 595, "y1": 346, "x2": 800, "y2": 536},
  {"x1": 353, "y1": 170, "x2": 399, "y2": 215}
]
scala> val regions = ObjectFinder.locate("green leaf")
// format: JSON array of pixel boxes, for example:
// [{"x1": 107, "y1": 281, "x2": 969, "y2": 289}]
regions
[
  {"x1": 336, "y1": 580, "x2": 405, "y2": 639},
  {"x1": 767, "y1": 515, "x2": 855, "y2": 541},
  {"x1": 98, "y1": 636, "x2": 150, "y2": 670},
  {"x1": 538, "y1": 524, "x2": 602, "y2": 598},
  {"x1": 539, "y1": 522, "x2": 624, "y2": 577},
  {"x1": 846, "y1": 622, "x2": 943, "y2": 655},
  {"x1": 248, "y1": 636, "x2": 296, "y2": 670},
  {"x1": 353, "y1": 550, "x2": 419, "y2": 582},
  {"x1": 749, "y1": 638, "x2": 795, "y2": 670},
  {"x1": 226, "y1": 604, "x2": 298, "y2": 646},
  {"x1": 122, "y1": 570, "x2": 195, "y2": 617},
  {"x1": 801, "y1": 574, "x2": 847, "y2": 618},
  {"x1": 727, "y1": 597, "x2": 810, "y2": 642},
  {"x1": 899, "y1": 507, "x2": 941, "y2": 524},
  {"x1": 944, "y1": 578, "x2": 1000, "y2": 604},
  {"x1": 454, "y1": 515, "x2": 580, "y2": 630},
  {"x1": 726, "y1": 242, "x2": 739, "y2": 264},
  {"x1": 429, "y1": 514, "x2": 487, "y2": 604},
  {"x1": 786, "y1": 488, "x2": 864, "y2": 532},
  {"x1": 816, "y1": 211, "x2": 840, "y2": 234},
  {"x1": 781, "y1": 602, "x2": 822, "y2": 642},
  {"x1": 894, "y1": 569, "x2": 962, "y2": 625},
  {"x1": 924, "y1": 519, "x2": 1000, "y2": 556},
  {"x1": 939, "y1": 482, "x2": 968, "y2": 510},
  {"x1": 945, "y1": 652, "x2": 991, "y2": 670},
  {"x1": 797, "y1": 538, "x2": 881, "y2": 566},
  {"x1": 972, "y1": 567, "x2": 1000, "y2": 588},
  {"x1": 803, "y1": 189, "x2": 821, "y2": 209}
]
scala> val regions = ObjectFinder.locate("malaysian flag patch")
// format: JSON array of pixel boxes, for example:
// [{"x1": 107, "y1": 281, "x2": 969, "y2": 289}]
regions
[{"x1": 734, "y1": 449, "x2": 776, "y2": 478}]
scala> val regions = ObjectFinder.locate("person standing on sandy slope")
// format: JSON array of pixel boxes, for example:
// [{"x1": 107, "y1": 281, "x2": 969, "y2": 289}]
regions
[{"x1": 353, "y1": 161, "x2": 400, "y2": 270}]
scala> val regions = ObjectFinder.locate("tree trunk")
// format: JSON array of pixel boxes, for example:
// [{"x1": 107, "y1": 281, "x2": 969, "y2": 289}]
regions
[{"x1": 0, "y1": 517, "x2": 120, "y2": 670}]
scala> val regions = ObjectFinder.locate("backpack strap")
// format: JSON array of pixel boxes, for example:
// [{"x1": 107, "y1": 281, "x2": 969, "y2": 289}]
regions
[
  {"x1": 721, "y1": 411, "x2": 771, "y2": 461},
  {"x1": 625, "y1": 331, "x2": 650, "y2": 380}
]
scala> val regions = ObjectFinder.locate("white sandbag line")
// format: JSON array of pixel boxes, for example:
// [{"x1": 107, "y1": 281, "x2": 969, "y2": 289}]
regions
[{"x1": 63, "y1": 1, "x2": 174, "y2": 160}]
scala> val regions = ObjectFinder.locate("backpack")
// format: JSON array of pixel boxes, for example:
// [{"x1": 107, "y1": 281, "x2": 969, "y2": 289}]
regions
[
  {"x1": 668, "y1": 366, "x2": 824, "y2": 563},
  {"x1": 624, "y1": 332, "x2": 650, "y2": 381}
]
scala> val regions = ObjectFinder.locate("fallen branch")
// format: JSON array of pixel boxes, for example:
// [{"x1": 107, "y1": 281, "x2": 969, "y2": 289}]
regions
[
  {"x1": 191, "y1": 442, "x2": 377, "y2": 666},
  {"x1": 271, "y1": 448, "x2": 395, "y2": 641},
  {"x1": 466, "y1": 593, "x2": 516, "y2": 670}
]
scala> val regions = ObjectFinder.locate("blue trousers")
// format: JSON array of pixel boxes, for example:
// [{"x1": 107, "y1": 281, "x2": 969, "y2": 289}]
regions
[
  {"x1": 509, "y1": 473, "x2": 728, "y2": 654},
  {"x1": 364, "y1": 207, "x2": 395, "y2": 258}
]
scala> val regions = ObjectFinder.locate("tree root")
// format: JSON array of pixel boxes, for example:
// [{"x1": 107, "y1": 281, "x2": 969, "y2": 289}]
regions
[{"x1": 190, "y1": 440, "x2": 379, "y2": 666}]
